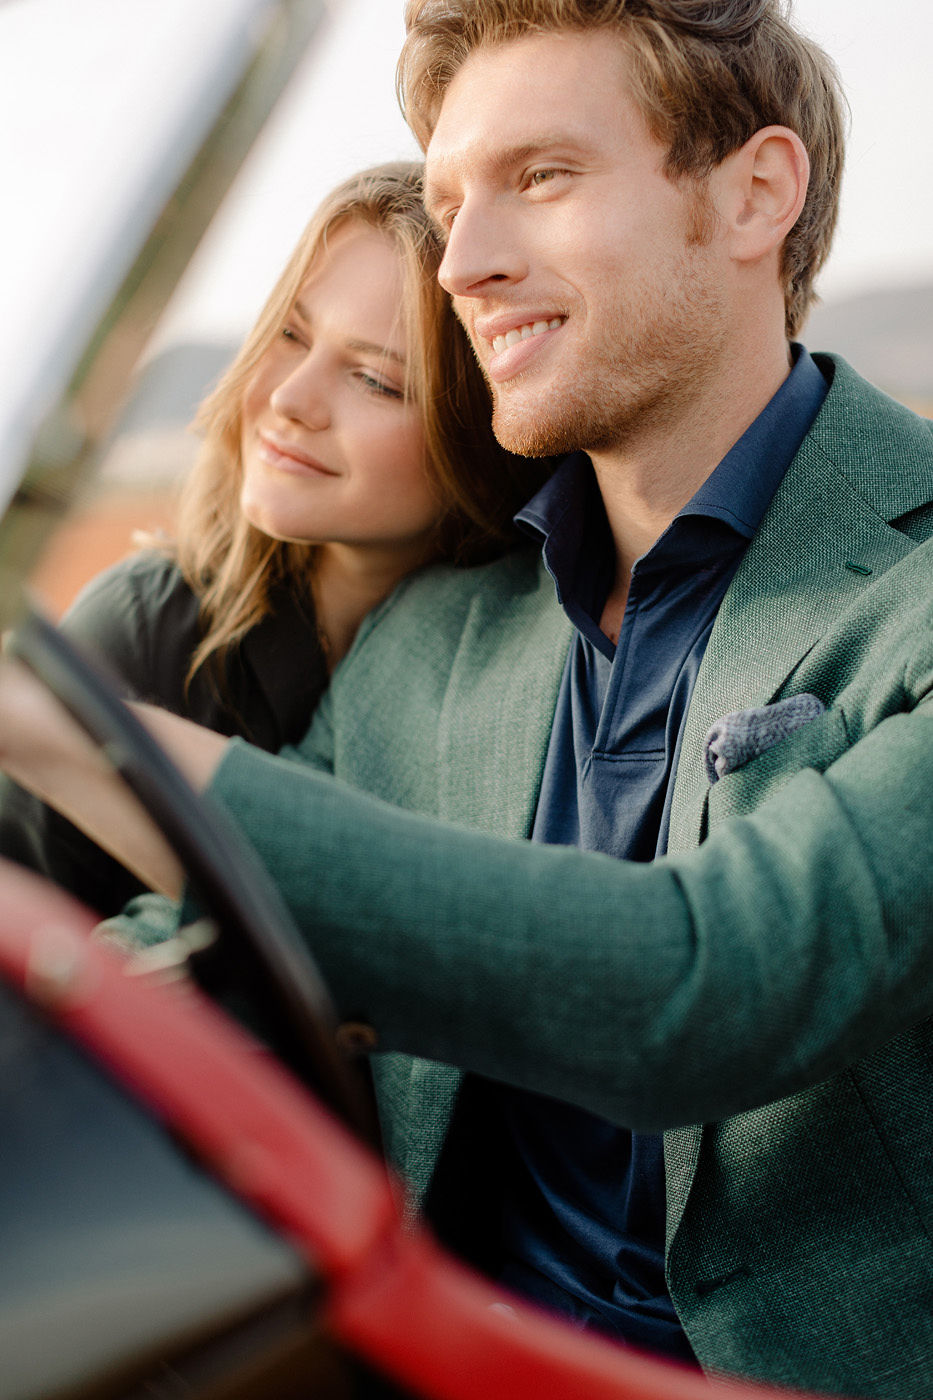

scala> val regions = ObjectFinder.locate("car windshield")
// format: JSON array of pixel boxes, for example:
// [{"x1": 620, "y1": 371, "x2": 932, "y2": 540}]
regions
[
  {"x1": 1, "y1": 0, "x2": 931, "y2": 620},
  {"x1": 0, "y1": 0, "x2": 418, "y2": 620}
]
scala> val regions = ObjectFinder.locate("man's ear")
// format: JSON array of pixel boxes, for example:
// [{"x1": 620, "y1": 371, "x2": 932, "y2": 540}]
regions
[{"x1": 717, "y1": 125, "x2": 810, "y2": 263}]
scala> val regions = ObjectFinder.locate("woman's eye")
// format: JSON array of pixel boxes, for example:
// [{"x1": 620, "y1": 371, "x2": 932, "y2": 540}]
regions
[
  {"x1": 281, "y1": 326, "x2": 303, "y2": 344},
  {"x1": 358, "y1": 372, "x2": 403, "y2": 400}
]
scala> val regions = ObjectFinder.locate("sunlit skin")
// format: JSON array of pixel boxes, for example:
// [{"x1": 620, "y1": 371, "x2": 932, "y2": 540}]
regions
[
  {"x1": 0, "y1": 222, "x2": 455, "y2": 892},
  {"x1": 239, "y1": 221, "x2": 443, "y2": 660},
  {"x1": 424, "y1": 30, "x2": 807, "y2": 638},
  {"x1": 0, "y1": 36, "x2": 810, "y2": 897}
]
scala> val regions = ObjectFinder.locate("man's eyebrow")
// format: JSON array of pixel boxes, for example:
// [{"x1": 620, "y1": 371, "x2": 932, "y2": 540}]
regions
[
  {"x1": 422, "y1": 176, "x2": 455, "y2": 222},
  {"x1": 426, "y1": 133, "x2": 594, "y2": 210}
]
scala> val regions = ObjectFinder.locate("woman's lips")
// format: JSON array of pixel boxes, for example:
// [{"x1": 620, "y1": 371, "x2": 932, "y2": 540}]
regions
[{"x1": 257, "y1": 434, "x2": 338, "y2": 476}]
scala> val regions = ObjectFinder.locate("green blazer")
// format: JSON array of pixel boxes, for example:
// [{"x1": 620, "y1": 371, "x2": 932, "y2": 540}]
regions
[{"x1": 206, "y1": 356, "x2": 933, "y2": 1396}]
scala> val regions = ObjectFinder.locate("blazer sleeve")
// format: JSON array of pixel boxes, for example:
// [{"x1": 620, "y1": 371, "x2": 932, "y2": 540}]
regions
[{"x1": 202, "y1": 653, "x2": 933, "y2": 1134}]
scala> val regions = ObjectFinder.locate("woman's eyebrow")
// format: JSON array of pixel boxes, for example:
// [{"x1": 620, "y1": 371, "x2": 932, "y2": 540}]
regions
[
  {"x1": 288, "y1": 299, "x2": 405, "y2": 365},
  {"x1": 345, "y1": 337, "x2": 405, "y2": 364}
]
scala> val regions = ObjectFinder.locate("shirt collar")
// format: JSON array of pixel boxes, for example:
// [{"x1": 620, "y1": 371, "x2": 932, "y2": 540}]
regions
[
  {"x1": 677, "y1": 343, "x2": 828, "y2": 540},
  {"x1": 517, "y1": 344, "x2": 828, "y2": 599}
]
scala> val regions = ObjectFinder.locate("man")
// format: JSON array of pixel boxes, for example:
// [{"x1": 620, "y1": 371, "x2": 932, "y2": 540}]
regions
[{"x1": 2, "y1": 2, "x2": 933, "y2": 1394}]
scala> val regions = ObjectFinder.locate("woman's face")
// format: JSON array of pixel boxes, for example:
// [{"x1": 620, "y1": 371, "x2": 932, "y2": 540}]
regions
[{"x1": 239, "y1": 221, "x2": 441, "y2": 571}]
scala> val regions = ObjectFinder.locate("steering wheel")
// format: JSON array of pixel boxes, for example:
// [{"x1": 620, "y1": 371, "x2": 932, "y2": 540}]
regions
[{"x1": 8, "y1": 604, "x2": 380, "y2": 1148}]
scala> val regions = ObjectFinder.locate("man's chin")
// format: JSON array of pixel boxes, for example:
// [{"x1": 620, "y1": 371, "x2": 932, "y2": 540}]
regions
[{"x1": 491, "y1": 401, "x2": 585, "y2": 459}]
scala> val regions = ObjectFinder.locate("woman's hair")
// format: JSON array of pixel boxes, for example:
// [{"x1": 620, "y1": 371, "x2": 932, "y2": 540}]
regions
[
  {"x1": 398, "y1": 0, "x2": 847, "y2": 338},
  {"x1": 175, "y1": 160, "x2": 548, "y2": 684}
]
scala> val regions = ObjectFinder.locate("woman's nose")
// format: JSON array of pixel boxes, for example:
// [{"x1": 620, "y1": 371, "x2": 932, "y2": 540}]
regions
[{"x1": 268, "y1": 353, "x2": 331, "y2": 429}]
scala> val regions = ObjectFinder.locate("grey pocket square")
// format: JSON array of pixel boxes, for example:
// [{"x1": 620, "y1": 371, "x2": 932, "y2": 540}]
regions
[{"x1": 704, "y1": 693, "x2": 825, "y2": 784}]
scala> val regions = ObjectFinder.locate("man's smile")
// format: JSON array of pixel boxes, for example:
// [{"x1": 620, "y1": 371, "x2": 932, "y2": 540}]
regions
[
  {"x1": 490, "y1": 316, "x2": 564, "y2": 355},
  {"x1": 470, "y1": 312, "x2": 568, "y2": 382}
]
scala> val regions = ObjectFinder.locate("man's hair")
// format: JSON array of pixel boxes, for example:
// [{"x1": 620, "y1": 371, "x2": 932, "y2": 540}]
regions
[{"x1": 398, "y1": 0, "x2": 847, "y2": 337}]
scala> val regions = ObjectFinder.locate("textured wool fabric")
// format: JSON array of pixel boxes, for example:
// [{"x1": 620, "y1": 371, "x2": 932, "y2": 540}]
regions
[{"x1": 169, "y1": 355, "x2": 933, "y2": 1395}]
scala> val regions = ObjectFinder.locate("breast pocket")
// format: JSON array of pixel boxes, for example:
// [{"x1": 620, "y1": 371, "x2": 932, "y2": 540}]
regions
[{"x1": 706, "y1": 705, "x2": 851, "y2": 830}]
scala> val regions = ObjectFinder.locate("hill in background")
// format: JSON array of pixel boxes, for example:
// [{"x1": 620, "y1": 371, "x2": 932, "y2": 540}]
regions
[
  {"x1": 97, "y1": 340, "x2": 239, "y2": 489},
  {"x1": 805, "y1": 282, "x2": 933, "y2": 415},
  {"x1": 33, "y1": 281, "x2": 933, "y2": 615},
  {"x1": 104, "y1": 279, "x2": 933, "y2": 489}
]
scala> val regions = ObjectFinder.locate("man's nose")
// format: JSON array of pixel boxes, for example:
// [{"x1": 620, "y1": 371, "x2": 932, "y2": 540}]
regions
[
  {"x1": 437, "y1": 199, "x2": 527, "y2": 298},
  {"x1": 269, "y1": 353, "x2": 330, "y2": 430}
]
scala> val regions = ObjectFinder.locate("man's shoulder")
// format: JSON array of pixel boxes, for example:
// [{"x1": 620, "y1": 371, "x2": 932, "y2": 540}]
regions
[
  {"x1": 386, "y1": 546, "x2": 550, "y2": 616},
  {"x1": 347, "y1": 546, "x2": 559, "y2": 663},
  {"x1": 809, "y1": 353, "x2": 933, "y2": 520},
  {"x1": 320, "y1": 545, "x2": 570, "y2": 776}
]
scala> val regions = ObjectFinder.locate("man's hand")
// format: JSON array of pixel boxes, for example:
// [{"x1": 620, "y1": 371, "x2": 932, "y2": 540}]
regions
[
  {"x1": 0, "y1": 653, "x2": 106, "y2": 793},
  {"x1": 0, "y1": 655, "x2": 229, "y2": 898}
]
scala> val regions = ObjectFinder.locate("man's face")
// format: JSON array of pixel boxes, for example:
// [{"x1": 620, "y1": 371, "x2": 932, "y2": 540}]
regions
[{"x1": 424, "y1": 30, "x2": 730, "y2": 459}]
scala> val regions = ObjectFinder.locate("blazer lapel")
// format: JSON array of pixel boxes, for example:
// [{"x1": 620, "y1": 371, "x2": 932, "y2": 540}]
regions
[
  {"x1": 664, "y1": 356, "x2": 933, "y2": 1242},
  {"x1": 438, "y1": 560, "x2": 572, "y2": 838},
  {"x1": 390, "y1": 563, "x2": 570, "y2": 1208},
  {"x1": 667, "y1": 366, "x2": 925, "y2": 856},
  {"x1": 664, "y1": 469, "x2": 918, "y2": 1239}
]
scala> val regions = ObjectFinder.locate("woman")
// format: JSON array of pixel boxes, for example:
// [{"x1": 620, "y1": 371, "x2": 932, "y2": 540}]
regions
[{"x1": 0, "y1": 161, "x2": 548, "y2": 915}]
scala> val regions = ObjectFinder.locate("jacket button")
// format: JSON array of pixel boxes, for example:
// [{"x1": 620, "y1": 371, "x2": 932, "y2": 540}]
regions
[{"x1": 335, "y1": 1020, "x2": 378, "y2": 1054}]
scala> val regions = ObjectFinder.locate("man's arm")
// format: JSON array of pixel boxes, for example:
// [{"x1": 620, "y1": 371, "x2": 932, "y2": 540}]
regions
[
  {"x1": 6, "y1": 634, "x2": 932, "y2": 1135},
  {"x1": 201, "y1": 696, "x2": 933, "y2": 1133},
  {"x1": 0, "y1": 657, "x2": 227, "y2": 896}
]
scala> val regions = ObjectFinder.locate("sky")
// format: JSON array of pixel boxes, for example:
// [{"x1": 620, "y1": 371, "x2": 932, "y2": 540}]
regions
[
  {"x1": 1, "y1": 0, "x2": 932, "y2": 414},
  {"x1": 155, "y1": 0, "x2": 933, "y2": 343}
]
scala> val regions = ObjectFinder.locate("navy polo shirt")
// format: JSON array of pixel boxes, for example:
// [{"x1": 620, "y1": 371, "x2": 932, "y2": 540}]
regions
[{"x1": 483, "y1": 347, "x2": 829, "y2": 1357}]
